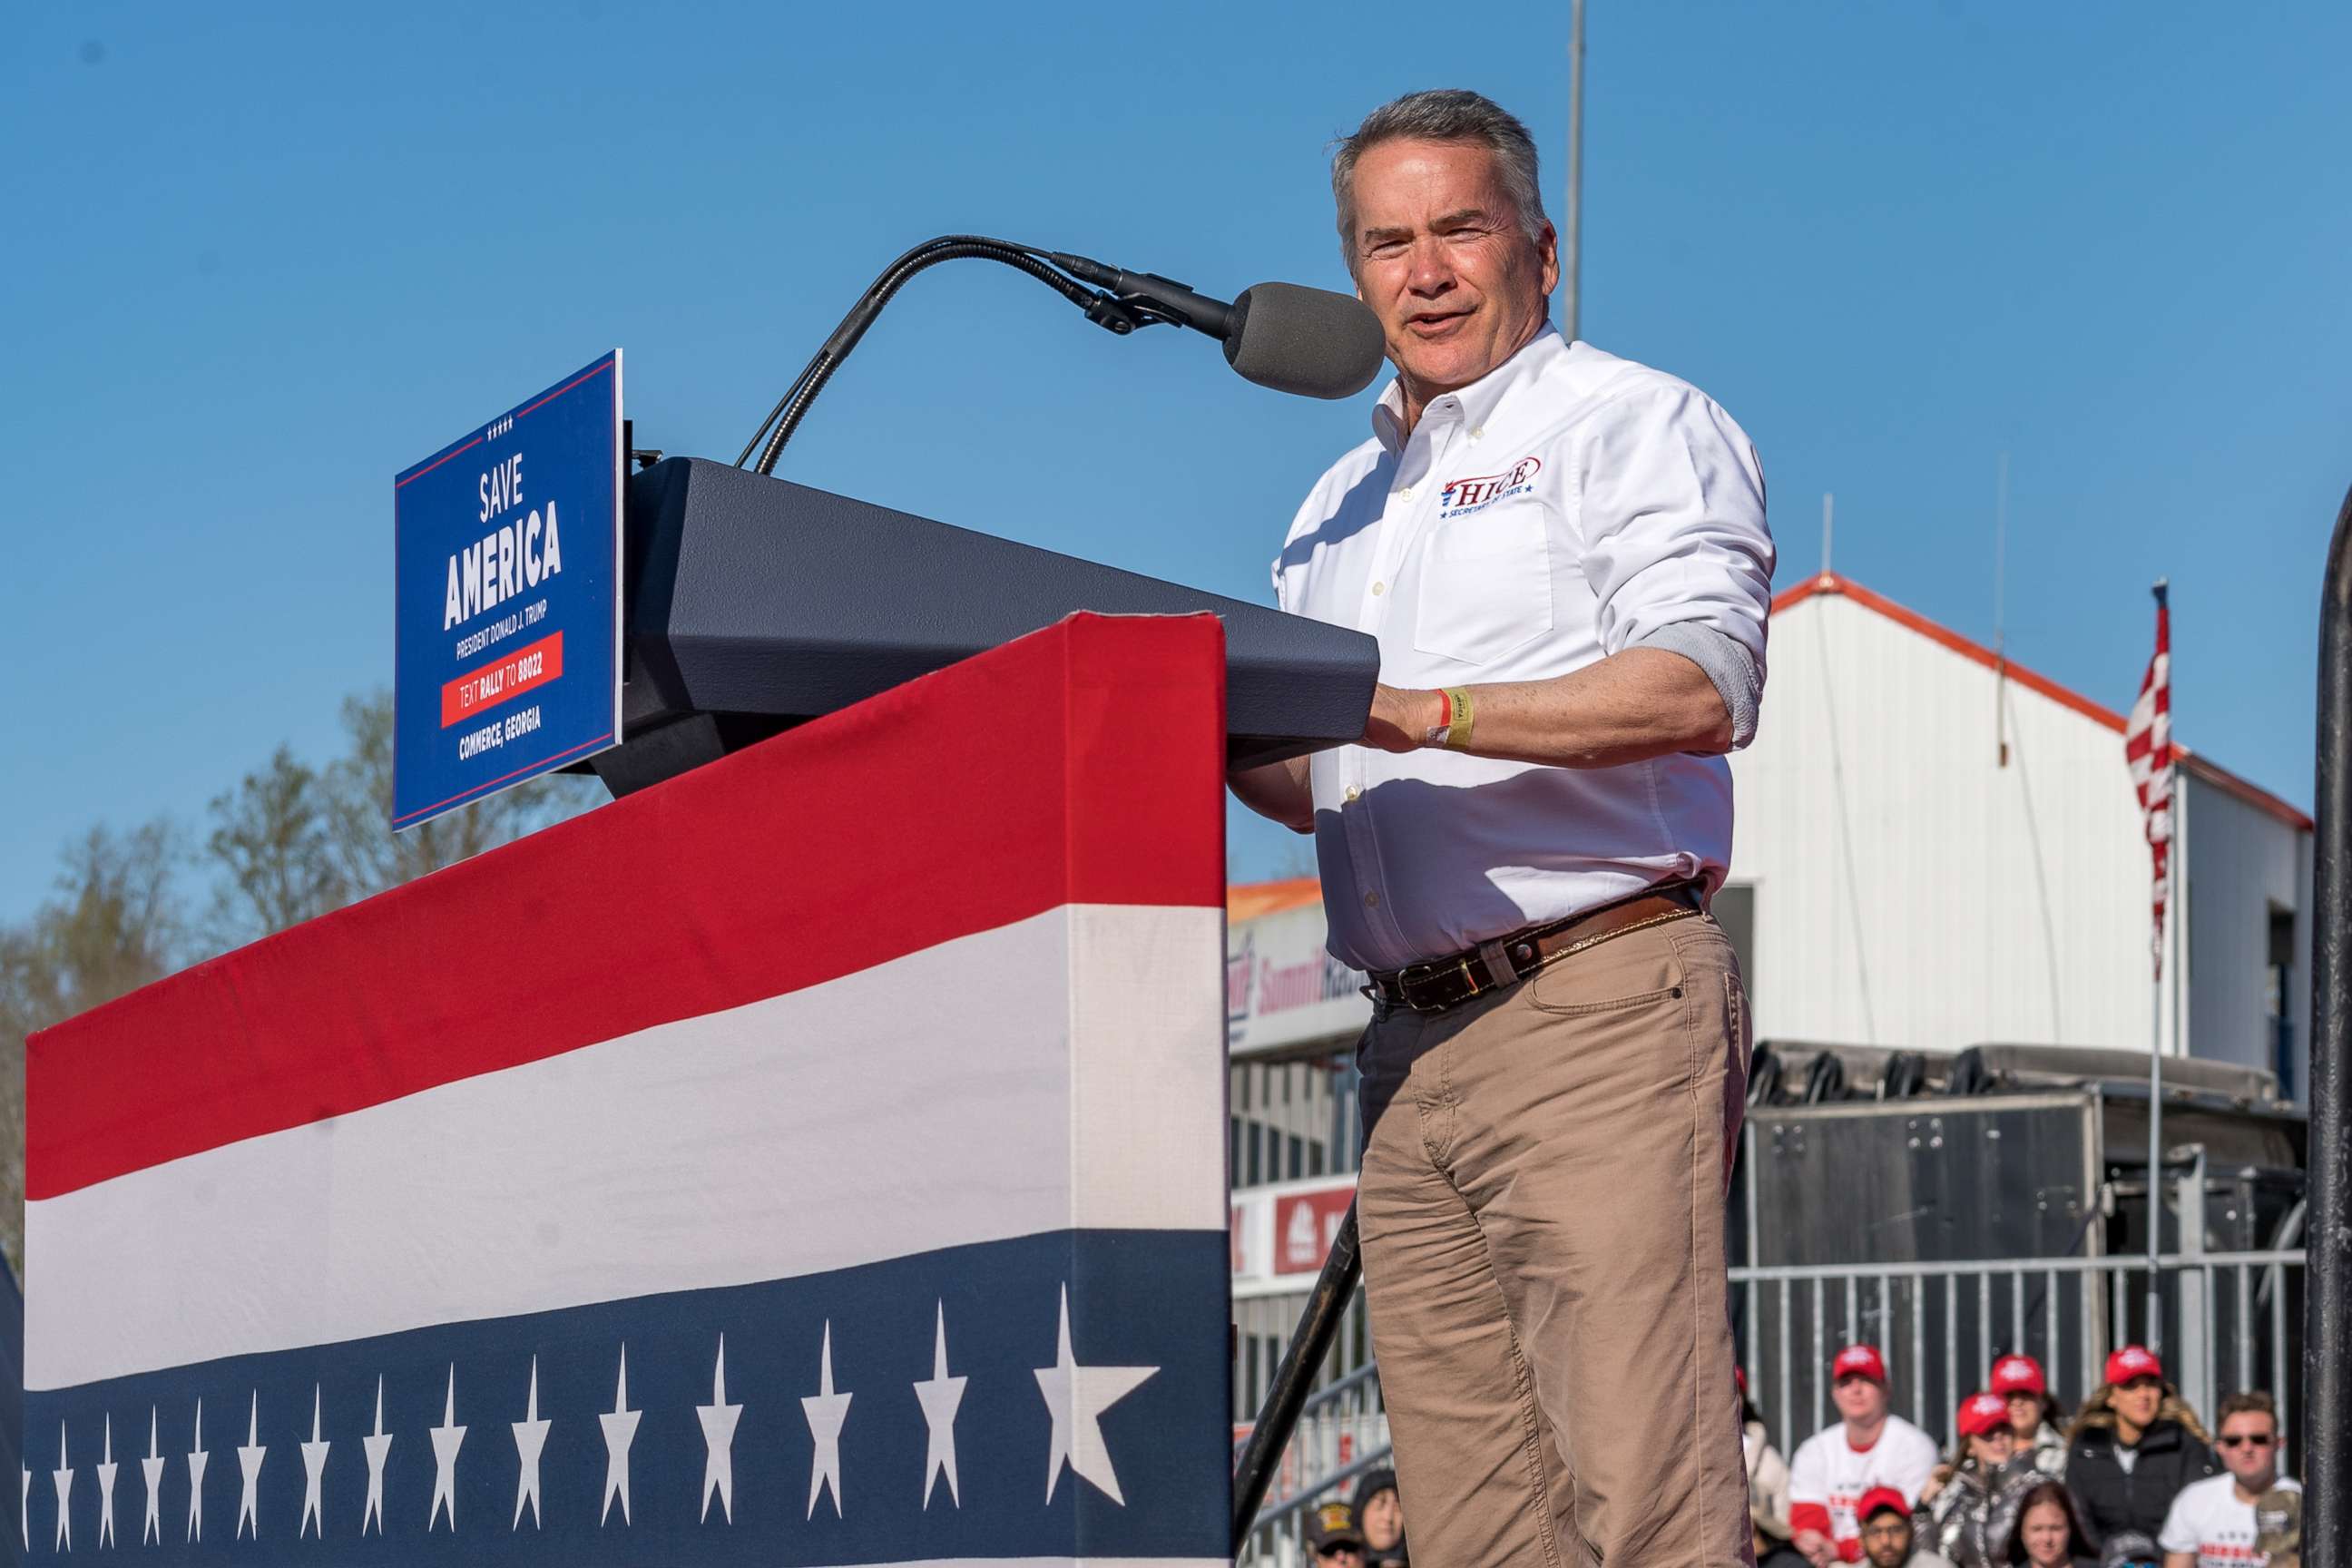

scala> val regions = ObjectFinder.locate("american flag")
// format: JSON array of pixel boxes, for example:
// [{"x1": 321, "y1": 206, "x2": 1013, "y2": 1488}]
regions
[
  {"x1": 2123, "y1": 582, "x2": 2174, "y2": 978},
  {"x1": 24, "y1": 615, "x2": 1233, "y2": 1567}
]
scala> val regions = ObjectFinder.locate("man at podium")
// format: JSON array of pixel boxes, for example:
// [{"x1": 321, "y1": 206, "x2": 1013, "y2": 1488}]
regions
[{"x1": 1232, "y1": 88, "x2": 1775, "y2": 1568}]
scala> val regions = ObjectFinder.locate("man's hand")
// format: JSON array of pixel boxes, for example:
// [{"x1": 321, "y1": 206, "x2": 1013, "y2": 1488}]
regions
[
  {"x1": 1228, "y1": 756, "x2": 1314, "y2": 834},
  {"x1": 1793, "y1": 1528, "x2": 1838, "y2": 1568},
  {"x1": 1358, "y1": 684, "x2": 1443, "y2": 753}
]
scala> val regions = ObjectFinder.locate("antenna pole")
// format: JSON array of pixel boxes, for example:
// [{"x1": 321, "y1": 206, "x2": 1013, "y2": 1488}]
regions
[
  {"x1": 1563, "y1": 0, "x2": 1585, "y2": 342},
  {"x1": 1995, "y1": 452, "x2": 2011, "y2": 767}
]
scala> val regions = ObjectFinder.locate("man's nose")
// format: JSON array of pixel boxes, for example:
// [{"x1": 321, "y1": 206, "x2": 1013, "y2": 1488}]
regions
[{"x1": 1405, "y1": 237, "x2": 1455, "y2": 296}]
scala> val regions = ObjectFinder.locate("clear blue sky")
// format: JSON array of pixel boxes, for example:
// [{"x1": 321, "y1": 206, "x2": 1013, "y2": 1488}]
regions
[{"x1": 5, "y1": 2, "x2": 2349, "y2": 920}]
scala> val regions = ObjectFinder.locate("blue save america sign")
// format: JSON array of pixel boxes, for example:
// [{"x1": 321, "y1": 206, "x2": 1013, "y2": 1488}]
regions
[{"x1": 392, "y1": 351, "x2": 624, "y2": 829}]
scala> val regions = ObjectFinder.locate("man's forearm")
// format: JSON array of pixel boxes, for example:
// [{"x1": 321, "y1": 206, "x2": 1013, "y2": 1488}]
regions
[
  {"x1": 1362, "y1": 646, "x2": 1734, "y2": 766},
  {"x1": 1228, "y1": 755, "x2": 1314, "y2": 833}
]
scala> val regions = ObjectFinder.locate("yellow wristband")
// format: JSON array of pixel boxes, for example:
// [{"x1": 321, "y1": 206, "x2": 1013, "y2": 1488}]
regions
[{"x1": 1442, "y1": 686, "x2": 1475, "y2": 751}]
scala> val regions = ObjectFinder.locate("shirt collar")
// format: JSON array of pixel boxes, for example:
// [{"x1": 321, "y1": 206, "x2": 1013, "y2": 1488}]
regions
[{"x1": 1371, "y1": 321, "x2": 1565, "y2": 456}]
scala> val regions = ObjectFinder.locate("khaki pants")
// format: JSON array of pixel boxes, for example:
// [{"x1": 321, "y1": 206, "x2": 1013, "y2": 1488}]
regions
[{"x1": 1356, "y1": 912, "x2": 1752, "y2": 1567}]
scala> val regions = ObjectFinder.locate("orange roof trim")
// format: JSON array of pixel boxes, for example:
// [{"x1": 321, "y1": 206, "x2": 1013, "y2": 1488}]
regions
[
  {"x1": 1229, "y1": 876, "x2": 1324, "y2": 921},
  {"x1": 1772, "y1": 573, "x2": 2311, "y2": 832}
]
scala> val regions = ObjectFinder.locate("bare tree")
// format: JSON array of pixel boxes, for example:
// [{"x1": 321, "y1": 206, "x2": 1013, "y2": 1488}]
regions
[
  {"x1": 0, "y1": 818, "x2": 186, "y2": 1279},
  {"x1": 203, "y1": 746, "x2": 348, "y2": 946}
]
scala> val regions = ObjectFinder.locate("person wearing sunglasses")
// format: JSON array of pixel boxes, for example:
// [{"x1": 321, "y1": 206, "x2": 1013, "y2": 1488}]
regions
[
  {"x1": 1307, "y1": 1500, "x2": 1369, "y2": 1566},
  {"x1": 2063, "y1": 1347, "x2": 2217, "y2": 1563},
  {"x1": 2157, "y1": 1391, "x2": 2298, "y2": 1568}
]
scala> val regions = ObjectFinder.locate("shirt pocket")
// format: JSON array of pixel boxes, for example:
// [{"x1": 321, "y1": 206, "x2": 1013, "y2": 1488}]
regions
[{"x1": 1411, "y1": 498, "x2": 1554, "y2": 666}]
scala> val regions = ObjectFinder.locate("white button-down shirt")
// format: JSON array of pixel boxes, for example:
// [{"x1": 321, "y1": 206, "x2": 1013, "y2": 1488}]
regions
[{"x1": 1272, "y1": 325, "x2": 1774, "y2": 973}]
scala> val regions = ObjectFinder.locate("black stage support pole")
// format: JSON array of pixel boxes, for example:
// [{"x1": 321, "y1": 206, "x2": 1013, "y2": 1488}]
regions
[
  {"x1": 2310, "y1": 480, "x2": 2352, "y2": 1568},
  {"x1": 1231, "y1": 1202, "x2": 1362, "y2": 1555}
]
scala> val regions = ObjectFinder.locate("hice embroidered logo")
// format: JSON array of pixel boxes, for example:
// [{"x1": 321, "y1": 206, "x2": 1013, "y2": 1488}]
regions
[{"x1": 1439, "y1": 456, "x2": 1541, "y2": 515}]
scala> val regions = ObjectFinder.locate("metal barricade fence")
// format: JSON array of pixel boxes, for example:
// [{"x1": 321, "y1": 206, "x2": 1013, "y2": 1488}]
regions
[
  {"x1": 1734, "y1": 1250, "x2": 2308, "y2": 1464},
  {"x1": 1234, "y1": 1248, "x2": 2306, "y2": 1566},
  {"x1": 1236, "y1": 1359, "x2": 1392, "y2": 1565}
]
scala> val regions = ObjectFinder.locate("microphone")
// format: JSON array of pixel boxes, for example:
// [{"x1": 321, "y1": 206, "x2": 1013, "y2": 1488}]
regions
[
  {"x1": 741, "y1": 236, "x2": 1392, "y2": 475},
  {"x1": 1044, "y1": 253, "x2": 1387, "y2": 401}
]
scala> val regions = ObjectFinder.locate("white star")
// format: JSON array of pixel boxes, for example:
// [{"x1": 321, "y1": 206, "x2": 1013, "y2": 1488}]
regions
[
  {"x1": 427, "y1": 1367, "x2": 466, "y2": 1533},
  {"x1": 234, "y1": 1394, "x2": 264, "y2": 1540},
  {"x1": 51, "y1": 1422, "x2": 72, "y2": 1551},
  {"x1": 1033, "y1": 1283, "x2": 1157, "y2": 1505},
  {"x1": 141, "y1": 1408, "x2": 164, "y2": 1545},
  {"x1": 361, "y1": 1377, "x2": 393, "y2": 1536},
  {"x1": 511, "y1": 1357, "x2": 551, "y2": 1531},
  {"x1": 913, "y1": 1301, "x2": 968, "y2": 1509},
  {"x1": 299, "y1": 1386, "x2": 330, "y2": 1539},
  {"x1": 801, "y1": 1320, "x2": 852, "y2": 1520},
  {"x1": 697, "y1": 1335, "x2": 743, "y2": 1524},
  {"x1": 185, "y1": 1399, "x2": 209, "y2": 1543},
  {"x1": 599, "y1": 1346, "x2": 641, "y2": 1526},
  {"x1": 95, "y1": 1415, "x2": 118, "y2": 1548}
]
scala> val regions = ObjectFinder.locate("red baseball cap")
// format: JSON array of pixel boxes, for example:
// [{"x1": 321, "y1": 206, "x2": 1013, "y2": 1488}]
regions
[
  {"x1": 1958, "y1": 1391, "x2": 2012, "y2": 1438},
  {"x1": 1857, "y1": 1486, "x2": 1911, "y2": 1524},
  {"x1": 2106, "y1": 1345, "x2": 2164, "y2": 1385},
  {"x1": 1832, "y1": 1344, "x2": 1887, "y2": 1385},
  {"x1": 1990, "y1": 1354, "x2": 2047, "y2": 1398}
]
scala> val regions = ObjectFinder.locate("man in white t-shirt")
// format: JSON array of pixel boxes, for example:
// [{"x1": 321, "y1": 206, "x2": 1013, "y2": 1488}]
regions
[
  {"x1": 2161, "y1": 1390, "x2": 2298, "y2": 1568},
  {"x1": 1788, "y1": 1345, "x2": 1941, "y2": 1565}
]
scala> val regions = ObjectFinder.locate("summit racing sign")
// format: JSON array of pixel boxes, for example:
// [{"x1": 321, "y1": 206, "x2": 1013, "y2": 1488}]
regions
[{"x1": 392, "y1": 351, "x2": 623, "y2": 828}]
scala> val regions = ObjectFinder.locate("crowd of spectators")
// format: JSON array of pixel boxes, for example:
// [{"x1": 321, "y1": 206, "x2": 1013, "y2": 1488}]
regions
[
  {"x1": 1740, "y1": 1343, "x2": 2301, "y2": 1568},
  {"x1": 1293, "y1": 1338, "x2": 2295, "y2": 1568}
]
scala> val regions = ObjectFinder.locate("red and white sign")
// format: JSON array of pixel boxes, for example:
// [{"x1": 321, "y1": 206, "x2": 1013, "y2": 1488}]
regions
[
  {"x1": 1232, "y1": 1173, "x2": 1357, "y2": 1298},
  {"x1": 1226, "y1": 904, "x2": 1367, "y2": 1055}
]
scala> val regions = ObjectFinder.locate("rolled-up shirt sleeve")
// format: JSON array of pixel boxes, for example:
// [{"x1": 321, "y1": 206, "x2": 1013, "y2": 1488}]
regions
[{"x1": 1574, "y1": 383, "x2": 1776, "y2": 746}]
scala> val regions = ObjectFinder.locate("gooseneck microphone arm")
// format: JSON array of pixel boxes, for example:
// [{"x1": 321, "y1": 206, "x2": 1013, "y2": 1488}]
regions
[
  {"x1": 738, "y1": 235, "x2": 1188, "y2": 476},
  {"x1": 737, "y1": 235, "x2": 1387, "y2": 474}
]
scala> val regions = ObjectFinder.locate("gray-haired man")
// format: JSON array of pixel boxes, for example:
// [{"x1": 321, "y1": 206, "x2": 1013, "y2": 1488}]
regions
[{"x1": 1232, "y1": 89, "x2": 1774, "y2": 1565}]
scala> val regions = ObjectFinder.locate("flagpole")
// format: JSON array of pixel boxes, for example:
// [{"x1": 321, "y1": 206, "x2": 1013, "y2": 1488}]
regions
[{"x1": 2145, "y1": 578, "x2": 2170, "y2": 1355}]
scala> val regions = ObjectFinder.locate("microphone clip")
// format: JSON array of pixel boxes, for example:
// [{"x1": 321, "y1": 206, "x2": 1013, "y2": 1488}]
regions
[{"x1": 1082, "y1": 294, "x2": 1145, "y2": 336}]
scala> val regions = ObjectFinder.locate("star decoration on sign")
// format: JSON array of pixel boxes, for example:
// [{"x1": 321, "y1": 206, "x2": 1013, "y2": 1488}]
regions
[
  {"x1": 185, "y1": 1399, "x2": 208, "y2": 1544},
  {"x1": 912, "y1": 1300, "x2": 968, "y2": 1509},
  {"x1": 51, "y1": 1423, "x2": 72, "y2": 1552},
  {"x1": 697, "y1": 1335, "x2": 743, "y2": 1524},
  {"x1": 1034, "y1": 1283, "x2": 1157, "y2": 1506},
  {"x1": 599, "y1": 1346, "x2": 641, "y2": 1526},
  {"x1": 802, "y1": 1321, "x2": 852, "y2": 1520},
  {"x1": 299, "y1": 1386, "x2": 330, "y2": 1539},
  {"x1": 96, "y1": 1414, "x2": 118, "y2": 1548},
  {"x1": 234, "y1": 1395, "x2": 264, "y2": 1541},
  {"x1": 361, "y1": 1377, "x2": 392, "y2": 1536},
  {"x1": 141, "y1": 1409, "x2": 164, "y2": 1545},
  {"x1": 512, "y1": 1357, "x2": 550, "y2": 1531},
  {"x1": 427, "y1": 1367, "x2": 466, "y2": 1533},
  {"x1": 42, "y1": 1271, "x2": 1194, "y2": 1542}
]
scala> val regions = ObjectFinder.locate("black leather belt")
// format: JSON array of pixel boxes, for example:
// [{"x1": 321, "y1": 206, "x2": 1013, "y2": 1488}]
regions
[{"x1": 1363, "y1": 881, "x2": 1706, "y2": 1015}]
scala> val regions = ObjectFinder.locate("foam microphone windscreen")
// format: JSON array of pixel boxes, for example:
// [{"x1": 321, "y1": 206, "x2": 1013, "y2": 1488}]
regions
[{"x1": 1223, "y1": 282, "x2": 1387, "y2": 399}]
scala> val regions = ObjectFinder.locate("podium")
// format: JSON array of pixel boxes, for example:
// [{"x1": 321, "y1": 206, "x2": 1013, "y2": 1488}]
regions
[
  {"x1": 590, "y1": 456, "x2": 1377, "y2": 795},
  {"x1": 25, "y1": 614, "x2": 1241, "y2": 1565}
]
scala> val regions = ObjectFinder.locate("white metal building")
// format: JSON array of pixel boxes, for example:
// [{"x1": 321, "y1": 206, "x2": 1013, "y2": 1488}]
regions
[{"x1": 1729, "y1": 572, "x2": 2311, "y2": 1091}]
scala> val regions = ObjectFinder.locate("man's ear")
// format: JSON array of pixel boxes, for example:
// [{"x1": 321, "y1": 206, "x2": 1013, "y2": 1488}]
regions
[{"x1": 1538, "y1": 221, "x2": 1561, "y2": 299}]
